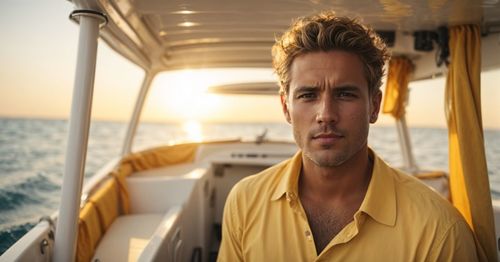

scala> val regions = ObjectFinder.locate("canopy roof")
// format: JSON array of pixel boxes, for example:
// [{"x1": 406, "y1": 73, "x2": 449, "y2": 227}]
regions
[{"x1": 70, "y1": 0, "x2": 500, "y2": 79}]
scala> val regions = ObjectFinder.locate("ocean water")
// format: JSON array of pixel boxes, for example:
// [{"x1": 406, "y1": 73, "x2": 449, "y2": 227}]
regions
[{"x1": 0, "y1": 117, "x2": 499, "y2": 254}]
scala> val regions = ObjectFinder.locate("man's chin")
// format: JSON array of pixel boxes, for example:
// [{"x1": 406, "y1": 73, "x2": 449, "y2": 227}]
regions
[{"x1": 304, "y1": 150, "x2": 347, "y2": 168}]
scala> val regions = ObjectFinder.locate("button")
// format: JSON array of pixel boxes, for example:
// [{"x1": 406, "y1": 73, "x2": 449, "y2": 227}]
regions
[{"x1": 305, "y1": 230, "x2": 312, "y2": 240}]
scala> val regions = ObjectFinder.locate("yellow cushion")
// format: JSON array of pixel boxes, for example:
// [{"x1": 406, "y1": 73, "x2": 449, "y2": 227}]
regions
[
  {"x1": 89, "y1": 179, "x2": 120, "y2": 231},
  {"x1": 77, "y1": 203, "x2": 103, "y2": 262},
  {"x1": 111, "y1": 163, "x2": 133, "y2": 214}
]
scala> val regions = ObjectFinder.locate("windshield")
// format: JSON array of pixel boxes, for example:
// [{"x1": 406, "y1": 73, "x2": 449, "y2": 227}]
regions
[{"x1": 134, "y1": 68, "x2": 293, "y2": 151}]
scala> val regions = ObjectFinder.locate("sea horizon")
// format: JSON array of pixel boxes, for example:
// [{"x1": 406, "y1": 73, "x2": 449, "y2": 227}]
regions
[{"x1": 1, "y1": 115, "x2": 499, "y2": 131}]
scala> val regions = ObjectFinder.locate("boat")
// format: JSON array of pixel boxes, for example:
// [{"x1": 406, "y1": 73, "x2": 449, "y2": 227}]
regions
[{"x1": 1, "y1": 0, "x2": 500, "y2": 261}]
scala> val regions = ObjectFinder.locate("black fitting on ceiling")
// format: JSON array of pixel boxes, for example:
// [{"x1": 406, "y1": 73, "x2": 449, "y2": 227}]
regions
[
  {"x1": 413, "y1": 31, "x2": 436, "y2": 51},
  {"x1": 376, "y1": 31, "x2": 396, "y2": 47},
  {"x1": 413, "y1": 26, "x2": 449, "y2": 67},
  {"x1": 435, "y1": 26, "x2": 449, "y2": 67}
]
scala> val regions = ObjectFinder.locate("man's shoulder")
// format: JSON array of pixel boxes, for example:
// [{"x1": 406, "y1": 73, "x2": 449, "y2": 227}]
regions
[
  {"x1": 390, "y1": 168, "x2": 465, "y2": 225},
  {"x1": 386, "y1": 168, "x2": 478, "y2": 260}
]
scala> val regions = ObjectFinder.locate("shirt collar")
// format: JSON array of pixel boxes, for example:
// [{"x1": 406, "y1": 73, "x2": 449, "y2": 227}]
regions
[
  {"x1": 359, "y1": 149, "x2": 397, "y2": 227},
  {"x1": 270, "y1": 149, "x2": 397, "y2": 227},
  {"x1": 270, "y1": 151, "x2": 302, "y2": 201}
]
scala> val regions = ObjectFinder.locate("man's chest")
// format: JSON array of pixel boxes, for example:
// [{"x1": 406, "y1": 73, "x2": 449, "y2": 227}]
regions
[{"x1": 301, "y1": 202, "x2": 356, "y2": 253}]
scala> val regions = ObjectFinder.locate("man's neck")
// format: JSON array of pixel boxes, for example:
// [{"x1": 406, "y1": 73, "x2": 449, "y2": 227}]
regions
[{"x1": 299, "y1": 147, "x2": 373, "y2": 202}]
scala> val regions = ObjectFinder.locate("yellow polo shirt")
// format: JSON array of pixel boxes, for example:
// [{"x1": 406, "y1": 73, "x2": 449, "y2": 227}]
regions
[{"x1": 218, "y1": 150, "x2": 479, "y2": 261}]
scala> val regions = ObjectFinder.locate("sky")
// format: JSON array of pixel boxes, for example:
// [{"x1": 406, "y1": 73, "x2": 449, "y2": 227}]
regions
[{"x1": 0, "y1": 0, "x2": 499, "y2": 129}]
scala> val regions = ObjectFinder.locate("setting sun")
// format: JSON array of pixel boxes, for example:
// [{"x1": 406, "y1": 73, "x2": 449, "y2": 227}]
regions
[
  {"x1": 140, "y1": 68, "x2": 284, "y2": 123},
  {"x1": 153, "y1": 70, "x2": 221, "y2": 120}
]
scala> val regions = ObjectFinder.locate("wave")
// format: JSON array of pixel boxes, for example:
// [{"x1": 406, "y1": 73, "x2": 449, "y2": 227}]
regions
[
  {"x1": 1, "y1": 118, "x2": 499, "y2": 255},
  {"x1": 0, "y1": 222, "x2": 36, "y2": 255}
]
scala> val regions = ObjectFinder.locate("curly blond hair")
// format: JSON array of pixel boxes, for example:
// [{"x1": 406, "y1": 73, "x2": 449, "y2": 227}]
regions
[{"x1": 272, "y1": 11, "x2": 390, "y2": 96}]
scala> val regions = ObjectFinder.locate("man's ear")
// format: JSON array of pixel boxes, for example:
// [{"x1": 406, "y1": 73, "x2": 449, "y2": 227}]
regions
[
  {"x1": 370, "y1": 90, "x2": 382, "y2": 123},
  {"x1": 280, "y1": 93, "x2": 291, "y2": 124}
]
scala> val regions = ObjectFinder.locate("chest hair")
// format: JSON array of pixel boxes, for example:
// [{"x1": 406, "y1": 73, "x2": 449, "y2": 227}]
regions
[{"x1": 302, "y1": 203, "x2": 357, "y2": 254}]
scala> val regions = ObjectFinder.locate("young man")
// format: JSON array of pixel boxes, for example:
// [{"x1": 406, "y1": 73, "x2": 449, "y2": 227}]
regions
[{"x1": 218, "y1": 11, "x2": 480, "y2": 261}]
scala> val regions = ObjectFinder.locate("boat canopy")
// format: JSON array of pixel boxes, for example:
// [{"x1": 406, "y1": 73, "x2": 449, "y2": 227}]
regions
[{"x1": 71, "y1": 0, "x2": 500, "y2": 79}]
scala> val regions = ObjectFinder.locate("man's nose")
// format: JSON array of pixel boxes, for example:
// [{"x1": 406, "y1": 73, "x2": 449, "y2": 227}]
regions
[{"x1": 315, "y1": 95, "x2": 338, "y2": 124}]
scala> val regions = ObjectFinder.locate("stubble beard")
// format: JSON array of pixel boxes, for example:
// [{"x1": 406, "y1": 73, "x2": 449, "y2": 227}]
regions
[
  {"x1": 304, "y1": 145, "x2": 349, "y2": 168},
  {"x1": 293, "y1": 129, "x2": 350, "y2": 168},
  {"x1": 293, "y1": 125, "x2": 369, "y2": 168}
]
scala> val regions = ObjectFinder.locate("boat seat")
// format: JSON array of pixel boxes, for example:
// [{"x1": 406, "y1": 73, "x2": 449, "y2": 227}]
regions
[
  {"x1": 127, "y1": 167, "x2": 208, "y2": 214},
  {"x1": 92, "y1": 214, "x2": 163, "y2": 262},
  {"x1": 92, "y1": 206, "x2": 182, "y2": 262},
  {"x1": 77, "y1": 161, "x2": 208, "y2": 261},
  {"x1": 137, "y1": 207, "x2": 182, "y2": 261}
]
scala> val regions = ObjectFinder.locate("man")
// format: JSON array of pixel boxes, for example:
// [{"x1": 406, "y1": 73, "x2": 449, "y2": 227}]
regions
[{"x1": 218, "y1": 11, "x2": 480, "y2": 261}]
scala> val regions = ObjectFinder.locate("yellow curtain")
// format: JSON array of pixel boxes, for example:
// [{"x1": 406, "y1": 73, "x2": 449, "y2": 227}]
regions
[
  {"x1": 382, "y1": 56, "x2": 414, "y2": 119},
  {"x1": 446, "y1": 24, "x2": 496, "y2": 261}
]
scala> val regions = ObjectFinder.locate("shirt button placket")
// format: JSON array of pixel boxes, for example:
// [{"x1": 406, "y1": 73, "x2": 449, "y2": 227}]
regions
[
  {"x1": 304, "y1": 226, "x2": 316, "y2": 261},
  {"x1": 305, "y1": 230, "x2": 313, "y2": 241}
]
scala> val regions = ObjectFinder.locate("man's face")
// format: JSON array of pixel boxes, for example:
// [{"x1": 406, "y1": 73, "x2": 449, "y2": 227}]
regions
[{"x1": 281, "y1": 51, "x2": 381, "y2": 167}]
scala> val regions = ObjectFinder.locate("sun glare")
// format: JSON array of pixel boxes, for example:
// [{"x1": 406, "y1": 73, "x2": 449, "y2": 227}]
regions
[
  {"x1": 143, "y1": 68, "x2": 279, "y2": 122},
  {"x1": 154, "y1": 70, "x2": 222, "y2": 120},
  {"x1": 182, "y1": 120, "x2": 203, "y2": 142}
]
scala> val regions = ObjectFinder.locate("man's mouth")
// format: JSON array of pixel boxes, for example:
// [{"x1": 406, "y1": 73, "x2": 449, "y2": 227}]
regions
[{"x1": 312, "y1": 132, "x2": 344, "y2": 143}]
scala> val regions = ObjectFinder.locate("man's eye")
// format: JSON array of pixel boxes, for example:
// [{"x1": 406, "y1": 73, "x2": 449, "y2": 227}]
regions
[
  {"x1": 338, "y1": 92, "x2": 356, "y2": 98},
  {"x1": 297, "y1": 93, "x2": 316, "y2": 99}
]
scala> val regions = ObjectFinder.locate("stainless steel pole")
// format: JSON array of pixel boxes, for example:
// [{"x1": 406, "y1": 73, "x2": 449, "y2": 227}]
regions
[
  {"x1": 54, "y1": 10, "x2": 107, "y2": 262},
  {"x1": 396, "y1": 115, "x2": 418, "y2": 173}
]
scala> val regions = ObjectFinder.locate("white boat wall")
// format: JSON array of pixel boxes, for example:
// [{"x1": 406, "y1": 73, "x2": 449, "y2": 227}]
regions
[{"x1": 1, "y1": 0, "x2": 500, "y2": 261}]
